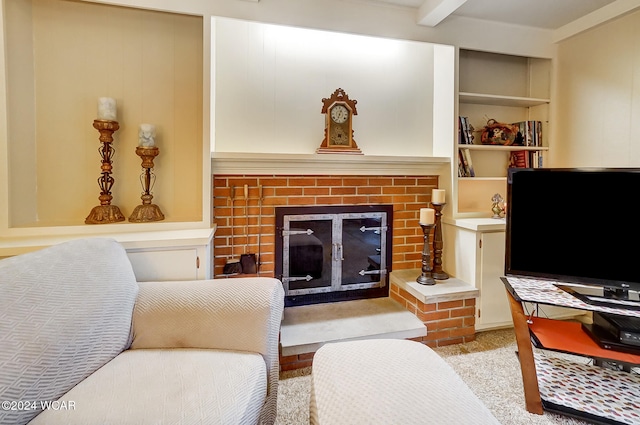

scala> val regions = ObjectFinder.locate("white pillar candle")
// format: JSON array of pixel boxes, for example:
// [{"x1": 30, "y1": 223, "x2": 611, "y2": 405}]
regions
[
  {"x1": 138, "y1": 124, "x2": 156, "y2": 147},
  {"x1": 419, "y1": 208, "x2": 435, "y2": 225},
  {"x1": 97, "y1": 97, "x2": 117, "y2": 121},
  {"x1": 432, "y1": 189, "x2": 446, "y2": 204}
]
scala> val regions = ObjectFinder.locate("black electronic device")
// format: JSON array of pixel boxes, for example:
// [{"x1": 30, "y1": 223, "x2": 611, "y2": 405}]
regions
[
  {"x1": 505, "y1": 168, "x2": 640, "y2": 306},
  {"x1": 593, "y1": 312, "x2": 640, "y2": 347},
  {"x1": 581, "y1": 321, "x2": 640, "y2": 356}
]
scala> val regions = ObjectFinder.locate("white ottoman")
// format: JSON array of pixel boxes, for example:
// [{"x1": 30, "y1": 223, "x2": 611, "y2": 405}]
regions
[{"x1": 310, "y1": 339, "x2": 501, "y2": 425}]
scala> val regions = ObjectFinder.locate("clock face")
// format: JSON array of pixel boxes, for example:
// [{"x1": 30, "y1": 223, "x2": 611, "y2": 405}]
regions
[{"x1": 330, "y1": 104, "x2": 349, "y2": 124}]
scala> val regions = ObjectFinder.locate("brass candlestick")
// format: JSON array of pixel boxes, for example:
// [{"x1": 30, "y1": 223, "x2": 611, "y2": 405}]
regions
[
  {"x1": 417, "y1": 223, "x2": 436, "y2": 285},
  {"x1": 128, "y1": 146, "x2": 164, "y2": 222},
  {"x1": 85, "y1": 120, "x2": 125, "y2": 224},
  {"x1": 431, "y1": 202, "x2": 449, "y2": 280}
]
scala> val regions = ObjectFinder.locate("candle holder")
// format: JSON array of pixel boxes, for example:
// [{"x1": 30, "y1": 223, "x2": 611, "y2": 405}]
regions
[
  {"x1": 417, "y1": 223, "x2": 436, "y2": 285},
  {"x1": 128, "y1": 146, "x2": 165, "y2": 222},
  {"x1": 85, "y1": 120, "x2": 125, "y2": 224},
  {"x1": 431, "y1": 202, "x2": 449, "y2": 280}
]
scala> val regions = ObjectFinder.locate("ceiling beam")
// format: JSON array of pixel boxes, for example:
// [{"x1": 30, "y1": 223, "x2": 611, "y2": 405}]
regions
[
  {"x1": 417, "y1": 0, "x2": 468, "y2": 27},
  {"x1": 553, "y1": 0, "x2": 640, "y2": 42}
]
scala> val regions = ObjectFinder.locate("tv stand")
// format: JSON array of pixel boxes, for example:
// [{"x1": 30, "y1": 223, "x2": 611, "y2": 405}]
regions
[
  {"x1": 558, "y1": 285, "x2": 640, "y2": 312},
  {"x1": 502, "y1": 276, "x2": 640, "y2": 424}
]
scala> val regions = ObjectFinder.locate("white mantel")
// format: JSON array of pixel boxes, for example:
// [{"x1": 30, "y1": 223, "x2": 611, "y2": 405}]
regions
[{"x1": 211, "y1": 152, "x2": 450, "y2": 176}]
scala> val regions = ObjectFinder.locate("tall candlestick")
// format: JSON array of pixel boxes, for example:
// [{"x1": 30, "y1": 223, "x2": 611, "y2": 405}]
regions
[
  {"x1": 417, "y1": 223, "x2": 436, "y2": 285},
  {"x1": 430, "y1": 202, "x2": 449, "y2": 280},
  {"x1": 419, "y1": 208, "x2": 435, "y2": 225},
  {"x1": 432, "y1": 188, "x2": 446, "y2": 204},
  {"x1": 85, "y1": 119, "x2": 125, "y2": 224},
  {"x1": 97, "y1": 97, "x2": 117, "y2": 121},
  {"x1": 128, "y1": 146, "x2": 164, "y2": 222}
]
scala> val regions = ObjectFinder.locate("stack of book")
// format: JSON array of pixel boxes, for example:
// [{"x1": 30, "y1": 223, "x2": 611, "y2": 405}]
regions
[
  {"x1": 509, "y1": 150, "x2": 544, "y2": 169},
  {"x1": 512, "y1": 120, "x2": 542, "y2": 146},
  {"x1": 458, "y1": 116, "x2": 475, "y2": 177},
  {"x1": 510, "y1": 120, "x2": 544, "y2": 169}
]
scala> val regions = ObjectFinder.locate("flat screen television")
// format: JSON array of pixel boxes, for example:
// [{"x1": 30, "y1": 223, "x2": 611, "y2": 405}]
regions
[{"x1": 505, "y1": 167, "x2": 640, "y2": 304}]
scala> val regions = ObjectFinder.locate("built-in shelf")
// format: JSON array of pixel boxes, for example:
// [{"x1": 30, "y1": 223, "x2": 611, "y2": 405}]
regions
[
  {"x1": 443, "y1": 217, "x2": 506, "y2": 232},
  {"x1": 458, "y1": 145, "x2": 549, "y2": 151},
  {"x1": 0, "y1": 227, "x2": 216, "y2": 257},
  {"x1": 458, "y1": 176, "x2": 506, "y2": 182},
  {"x1": 454, "y1": 50, "x2": 552, "y2": 219},
  {"x1": 390, "y1": 269, "x2": 479, "y2": 304},
  {"x1": 212, "y1": 152, "x2": 450, "y2": 176},
  {"x1": 459, "y1": 92, "x2": 550, "y2": 107}
]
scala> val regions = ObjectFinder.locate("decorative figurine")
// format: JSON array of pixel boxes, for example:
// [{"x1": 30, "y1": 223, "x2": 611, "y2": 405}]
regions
[{"x1": 491, "y1": 193, "x2": 505, "y2": 219}]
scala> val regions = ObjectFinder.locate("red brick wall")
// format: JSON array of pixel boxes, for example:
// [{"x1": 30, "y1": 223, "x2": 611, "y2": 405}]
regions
[
  {"x1": 390, "y1": 283, "x2": 477, "y2": 347},
  {"x1": 212, "y1": 174, "x2": 439, "y2": 278}
]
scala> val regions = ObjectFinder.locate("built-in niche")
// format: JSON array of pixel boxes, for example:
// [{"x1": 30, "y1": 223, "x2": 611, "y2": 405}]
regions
[
  {"x1": 3, "y1": 0, "x2": 204, "y2": 229},
  {"x1": 211, "y1": 17, "x2": 454, "y2": 157}
]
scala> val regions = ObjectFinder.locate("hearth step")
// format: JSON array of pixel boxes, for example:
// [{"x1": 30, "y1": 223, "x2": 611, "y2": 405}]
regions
[{"x1": 280, "y1": 297, "x2": 427, "y2": 357}]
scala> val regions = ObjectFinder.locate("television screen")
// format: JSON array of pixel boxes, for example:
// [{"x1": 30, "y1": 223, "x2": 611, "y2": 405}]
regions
[{"x1": 505, "y1": 167, "x2": 640, "y2": 294}]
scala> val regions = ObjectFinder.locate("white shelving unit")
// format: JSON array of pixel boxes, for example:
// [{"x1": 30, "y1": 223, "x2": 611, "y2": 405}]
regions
[
  {"x1": 442, "y1": 49, "x2": 554, "y2": 330},
  {"x1": 455, "y1": 49, "x2": 551, "y2": 218}
]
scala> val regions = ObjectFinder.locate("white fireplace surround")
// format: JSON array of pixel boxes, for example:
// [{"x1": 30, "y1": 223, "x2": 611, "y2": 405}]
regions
[{"x1": 211, "y1": 152, "x2": 449, "y2": 176}]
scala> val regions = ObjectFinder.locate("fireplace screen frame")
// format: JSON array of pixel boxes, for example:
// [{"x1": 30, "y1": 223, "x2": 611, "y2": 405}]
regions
[{"x1": 275, "y1": 205, "x2": 393, "y2": 306}]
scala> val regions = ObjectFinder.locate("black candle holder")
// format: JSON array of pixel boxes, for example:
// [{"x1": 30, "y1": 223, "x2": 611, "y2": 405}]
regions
[
  {"x1": 431, "y1": 202, "x2": 449, "y2": 280},
  {"x1": 417, "y1": 223, "x2": 436, "y2": 285}
]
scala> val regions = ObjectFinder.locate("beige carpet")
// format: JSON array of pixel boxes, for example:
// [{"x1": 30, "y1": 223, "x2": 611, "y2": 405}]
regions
[{"x1": 275, "y1": 329, "x2": 596, "y2": 425}]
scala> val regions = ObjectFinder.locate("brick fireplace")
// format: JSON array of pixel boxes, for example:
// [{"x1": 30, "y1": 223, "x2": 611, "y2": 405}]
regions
[
  {"x1": 212, "y1": 174, "x2": 436, "y2": 278},
  {"x1": 211, "y1": 153, "x2": 477, "y2": 366}
]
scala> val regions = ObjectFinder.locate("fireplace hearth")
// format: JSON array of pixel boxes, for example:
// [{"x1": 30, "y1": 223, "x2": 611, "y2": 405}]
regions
[{"x1": 275, "y1": 205, "x2": 393, "y2": 307}]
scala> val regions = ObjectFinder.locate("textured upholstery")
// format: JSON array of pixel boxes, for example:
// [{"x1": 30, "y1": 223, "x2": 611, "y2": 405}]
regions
[
  {"x1": 310, "y1": 339, "x2": 501, "y2": 425},
  {"x1": 131, "y1": 277, "x2": 285, "y2": 425},
  {"x1": 30, "y1": 349, "x2": 267, "y2": 425},
  {"x1": 0, "y1": 239, "x2": 284, "y2": 425},
  {"x1": 0, "y1": 238, "x2": 139, "y2": 425}
]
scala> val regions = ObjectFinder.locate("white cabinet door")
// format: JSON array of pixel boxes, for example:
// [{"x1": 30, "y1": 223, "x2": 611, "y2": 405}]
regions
[
  {"x1": 127, "y1": 248, "x2": 200, "y2": 282},
  {"x1": 477, "y1": 231, "x2": 512, "y2": 330}
]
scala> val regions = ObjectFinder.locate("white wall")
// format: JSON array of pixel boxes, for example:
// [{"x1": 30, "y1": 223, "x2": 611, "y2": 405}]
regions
[
  {"x1": 553, "y1": 9, "x2": 640, "y2": 167},
  {"x1": 212, "y1": 18, "x2": 440, "y2": 156}
]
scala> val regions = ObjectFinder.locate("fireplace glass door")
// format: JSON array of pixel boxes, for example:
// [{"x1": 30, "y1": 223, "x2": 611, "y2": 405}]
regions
[{"x1": 280, "y1": 211, "x2": 389, "y2": 297}]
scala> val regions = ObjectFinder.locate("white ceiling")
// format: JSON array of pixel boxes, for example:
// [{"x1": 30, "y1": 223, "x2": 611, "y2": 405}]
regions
[{"x1": 365, "y1": 0, "x2": 618, "y2": 29}]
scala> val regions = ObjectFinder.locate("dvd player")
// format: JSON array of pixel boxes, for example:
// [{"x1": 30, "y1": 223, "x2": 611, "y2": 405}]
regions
[{"x1": 592, "y1": 312, "x2": 640, "y2": 347}]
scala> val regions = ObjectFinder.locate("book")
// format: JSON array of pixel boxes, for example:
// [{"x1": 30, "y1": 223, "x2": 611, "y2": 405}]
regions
[
  {"x1": 509, "y1": 150, "x2": 529, "y2": 168},
  {"x1": 458, "y1": 150, "x2": 467, "y2": 177},
  {"x1": 459, "y1": 116, "x2": 474, "y2": 145},
  {"x1": 460, "y1": 148, "x2": 475, "y2": 177}
]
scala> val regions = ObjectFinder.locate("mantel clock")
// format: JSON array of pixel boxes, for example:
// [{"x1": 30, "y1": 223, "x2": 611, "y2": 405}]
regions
[{"x1": 317, "y1": 88, "x2": 362, "y2": 154}]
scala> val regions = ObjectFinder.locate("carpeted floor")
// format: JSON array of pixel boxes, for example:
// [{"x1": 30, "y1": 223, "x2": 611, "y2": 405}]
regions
[{"x1": 275, "y1": 329, "x2": 598, "y2": 424}]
